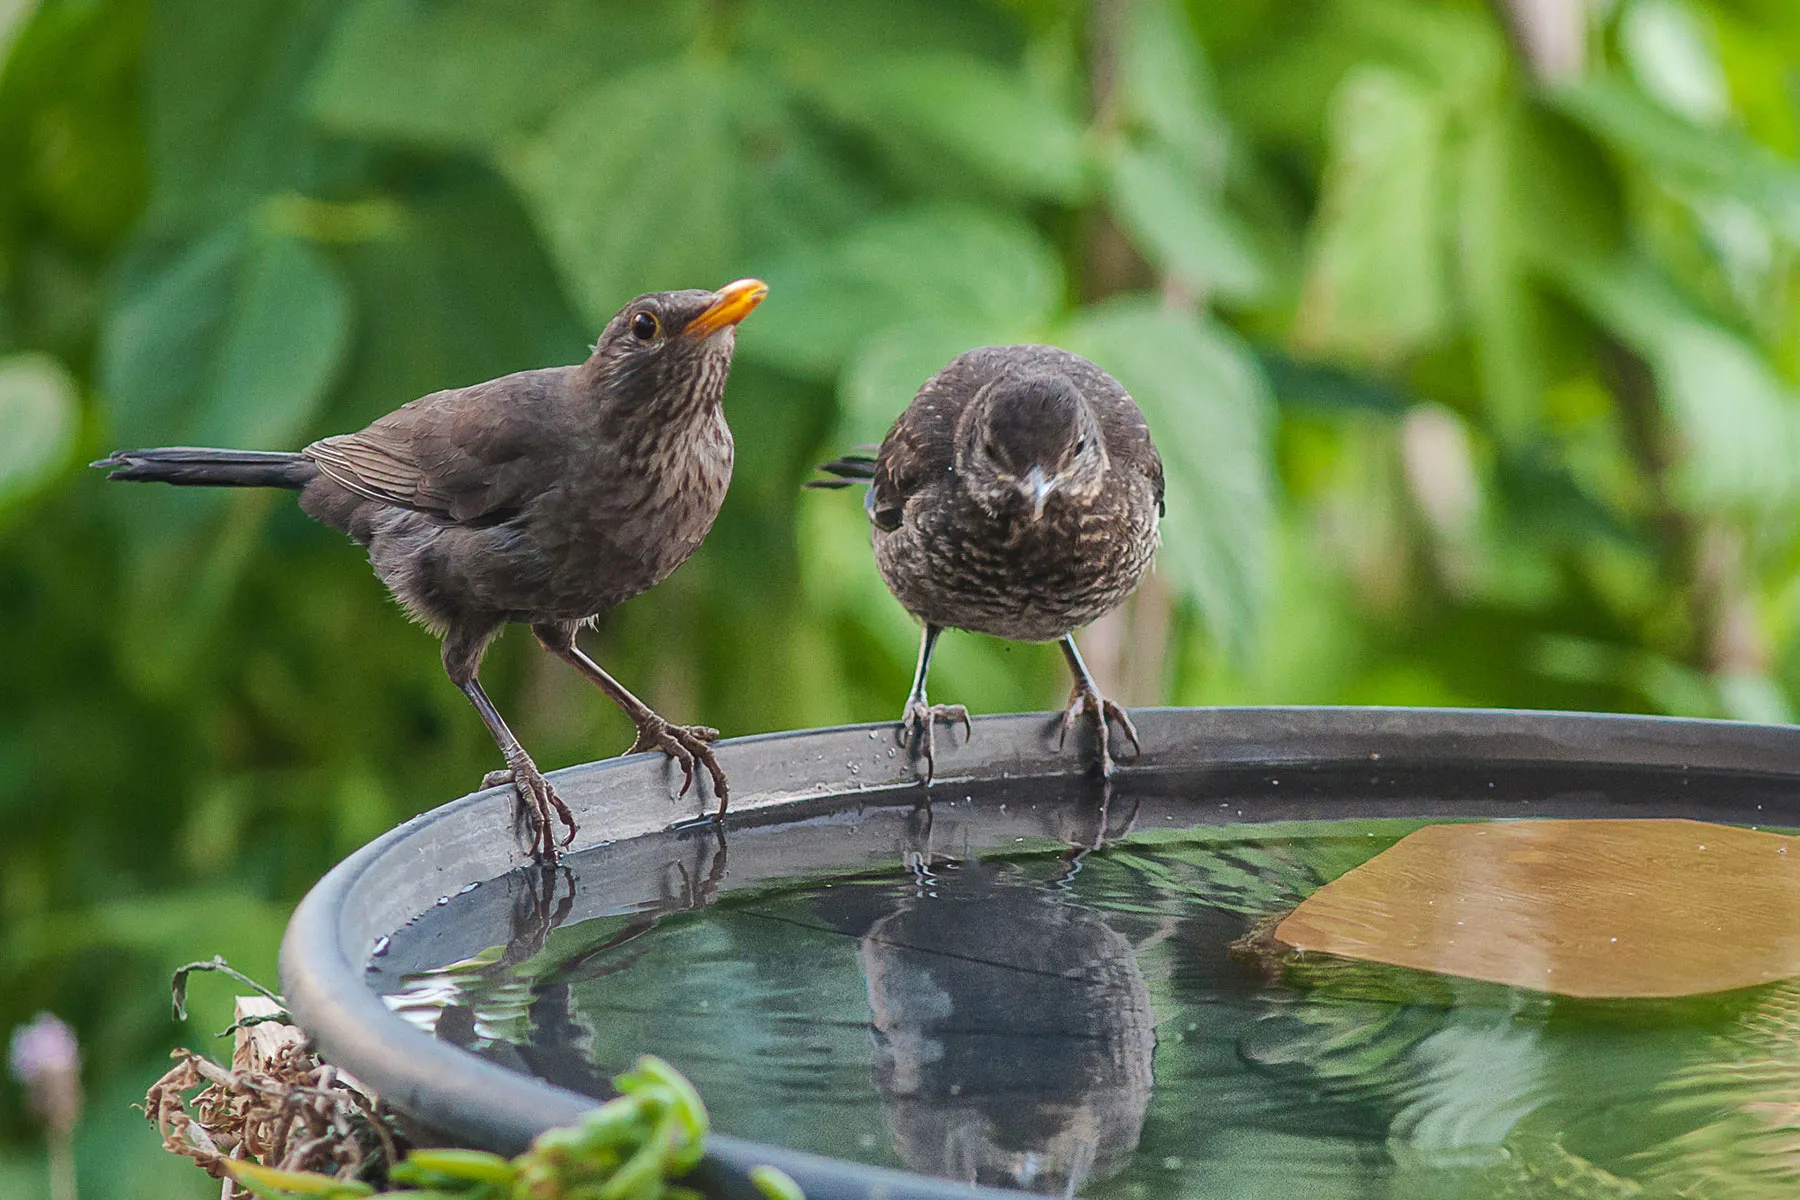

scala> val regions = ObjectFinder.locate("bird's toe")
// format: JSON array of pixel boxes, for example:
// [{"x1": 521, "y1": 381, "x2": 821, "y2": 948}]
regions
[
  {"x1": 628, "y1": 719, "x2": 731, "y2": 816},
  {"x1": 1105, "y1": 700, "x2": 1142, "y2": 758},
  {"x1": 1060, "y1": 690, "x2": 1138, "y2": 775},
  {"x1": 900, "y1": 700, "x2": 971, "y2": 784},
  {"x1": 689, "y1": 741, "x2": 731, "y2": 819},
  {"x1": 501, "y1": 764, "x2": 565, "y2": 862}
]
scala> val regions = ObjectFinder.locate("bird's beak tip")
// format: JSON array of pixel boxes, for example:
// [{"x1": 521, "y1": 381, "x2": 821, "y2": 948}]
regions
[{"x1": 685, "y1": 278, "x2": 768, "y2": 338}]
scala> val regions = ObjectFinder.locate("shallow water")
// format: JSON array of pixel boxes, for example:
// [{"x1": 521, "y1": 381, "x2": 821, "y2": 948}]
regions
[{"x1": 375, "y1": 767, "x2": 1800, "y2": 1198}]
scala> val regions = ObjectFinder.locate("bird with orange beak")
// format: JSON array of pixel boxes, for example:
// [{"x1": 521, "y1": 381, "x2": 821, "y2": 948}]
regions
[
  {"x1": 811, "y1": 344, "x2": 1164, "y2": 782},
  {"x1": 97, "y1": 279, "x2": 769, "y2": 856}
]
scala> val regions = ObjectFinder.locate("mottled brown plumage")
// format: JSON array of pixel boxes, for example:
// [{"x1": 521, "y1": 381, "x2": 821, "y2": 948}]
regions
[
  {"x1": 96, "y1": 279, "x2": 767, "y2": 856},
  {"x1": 813, "y1": 344, "x2": 1163, "y2": 778}
]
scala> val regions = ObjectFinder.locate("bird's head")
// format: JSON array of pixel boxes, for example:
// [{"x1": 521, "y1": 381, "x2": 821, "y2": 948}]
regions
[
  {"x1": 583, "y1": 278, "x2": 768, "y2": 417},
  {"x1": 956, "y1": 370, "x2": 1107, "y2": 521}
]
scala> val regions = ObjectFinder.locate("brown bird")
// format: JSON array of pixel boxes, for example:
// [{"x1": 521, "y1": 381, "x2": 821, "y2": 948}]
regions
[
  {"x1": 96, "y1": 279, "x2": 768, "y2": 857},
  {"x1": 811, "y1": 344, "x2": 1163, "y2": 779}
]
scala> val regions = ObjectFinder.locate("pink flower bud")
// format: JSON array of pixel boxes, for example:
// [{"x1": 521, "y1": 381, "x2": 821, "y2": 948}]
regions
[{"x1": 8, "y1": 1012, "x2": 82, "y2": 1132}]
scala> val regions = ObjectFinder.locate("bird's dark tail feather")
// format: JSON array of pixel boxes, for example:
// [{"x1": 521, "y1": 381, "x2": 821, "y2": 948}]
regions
[
  {"x1": 804, "y1": 452, "x2": 878, "y2": 490},
  {"x1": 92, "y1": 447, "x2": 314, "y2": 489}
]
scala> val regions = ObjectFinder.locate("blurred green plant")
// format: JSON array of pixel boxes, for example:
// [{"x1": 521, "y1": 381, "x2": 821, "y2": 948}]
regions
[
  {"x1": 217, "y1": 1054, "x2": 744, "y2": 1200},
  {"x1": 4, "y1": 0, "x2": 1800, "y2": 1194}
]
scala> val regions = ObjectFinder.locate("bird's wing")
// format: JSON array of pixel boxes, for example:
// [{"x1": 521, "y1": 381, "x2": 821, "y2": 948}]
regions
[
  {"x1": 303, "y1": 370, "x2": 572, "y2": 526},
  {"x1": 870, "y1": 387, "x2": 964, "y2": 533},
  {"x1": 1141, "y1": 433, "x2": 1166, "y2": 518}
]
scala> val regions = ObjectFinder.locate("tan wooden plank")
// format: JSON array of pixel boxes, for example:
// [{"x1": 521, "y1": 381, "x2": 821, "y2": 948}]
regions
[{"x1": 1273, "y1": 819, "x2": 1800, "y2": 999}]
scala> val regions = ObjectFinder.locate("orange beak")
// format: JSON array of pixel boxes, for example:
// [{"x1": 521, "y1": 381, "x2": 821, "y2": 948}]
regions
[{"x1": 684, "y1": 278, "x2": 768, "y2": 339}]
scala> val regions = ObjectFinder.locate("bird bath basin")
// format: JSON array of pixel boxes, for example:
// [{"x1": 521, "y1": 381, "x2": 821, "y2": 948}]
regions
[{"x1": 281, "y1": 707, "x2": 1800, "y2": 1199}]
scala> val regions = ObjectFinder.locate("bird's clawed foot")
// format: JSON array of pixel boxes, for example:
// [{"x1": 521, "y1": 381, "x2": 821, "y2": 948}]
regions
[
  {"x1": 899, "y1": 698, "x2": 972, "y2": 785},
  {"x1": 482, "y1": 757, "x2": 577, "y2": 860},
  {"x1": 627, "y1": 715, "x2": 729, "y2": 818},
  {"x1": 1058, "y1": 687, "x2": 1141, "y2": 778}
]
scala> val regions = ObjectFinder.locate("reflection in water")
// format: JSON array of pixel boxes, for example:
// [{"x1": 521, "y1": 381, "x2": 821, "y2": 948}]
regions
[
  {"x1": 375, "y1": 803, "x2": 1800, "y2": 1199},
  {"x1": 385, "y1": 832, "x2": 729, "y2": 1099},
  {"x1": 856, "y1": 858, "x2": 1155, "y2": 1194}
]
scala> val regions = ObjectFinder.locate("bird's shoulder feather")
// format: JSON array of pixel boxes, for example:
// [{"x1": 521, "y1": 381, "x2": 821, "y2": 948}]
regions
[
  {"x1": 304, "y1": 368, "x2": 576, "y2": 526},
  {"x1": 869, "y1": 365, "x2": 973, "y2": 532}
]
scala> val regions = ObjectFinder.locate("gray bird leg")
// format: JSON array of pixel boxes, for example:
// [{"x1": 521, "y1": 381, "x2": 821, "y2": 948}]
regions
[
  {"x1": 1058, "y1": 635, "x2": 1141, "y2": 778},
  {"x1": 443, "y1": 626, "x2": 576, "y2": 859},
  {"x1": 899, "y1": 623, "x2": 971, "y2": 784},
  {"x1": 533, "y1": 623, "x2": 728, "y2": 820}
]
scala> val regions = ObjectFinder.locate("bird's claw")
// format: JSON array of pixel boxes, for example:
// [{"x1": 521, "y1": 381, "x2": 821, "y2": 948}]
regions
[
  {"x1": 899, "y1": 699, "x2": 972, "y2": 785},
  {"x1": 484, "y1": 759, "x2": 576, "y2": 860},
  {"x1": 1058, "y1": 688, "x2": 1140, "y2": 778},
  {"x1": 628, "y1": 717, "x2": 728, "y2": 819}
]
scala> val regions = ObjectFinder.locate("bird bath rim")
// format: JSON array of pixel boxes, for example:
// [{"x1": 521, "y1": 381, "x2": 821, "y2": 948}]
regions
[{"x1": 278, "y1": 705, "x2": 1800, "y2": 1200}]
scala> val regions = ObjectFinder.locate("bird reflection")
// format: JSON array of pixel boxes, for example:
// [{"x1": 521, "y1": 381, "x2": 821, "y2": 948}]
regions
[
  {"x1": 414, "y1": 830, "x2": 729, "y2": 1100},
  {"x1": 858, "y1": 850, "x2": 1155, "y2": 1195}
]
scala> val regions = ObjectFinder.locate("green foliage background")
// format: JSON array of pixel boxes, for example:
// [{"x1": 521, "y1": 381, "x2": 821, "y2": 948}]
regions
[{"x1": 3, "y1": 0, "x2": 1799, "y2": 1193}]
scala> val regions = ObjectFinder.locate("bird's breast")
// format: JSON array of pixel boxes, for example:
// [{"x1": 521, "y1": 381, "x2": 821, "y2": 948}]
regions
[
  {"x1": 533, "y1": 411, "x2": 734, "y2": 614},
  {"x1": 873, "y1": 475, "x2": 1159, "y2": 641}
]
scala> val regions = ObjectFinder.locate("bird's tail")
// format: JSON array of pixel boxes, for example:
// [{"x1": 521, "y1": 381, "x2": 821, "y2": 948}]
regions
[
  {"x1": 92, "y1": 447, "x2": 315, "y2": 489},
  {"x1": 804, "y1": 452, "x2": 878, "y2": 490}
]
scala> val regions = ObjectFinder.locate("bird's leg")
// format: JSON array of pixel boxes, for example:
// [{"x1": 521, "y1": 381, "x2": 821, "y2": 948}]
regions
[
  {"x1": 1057, "y1": 635, "x2": 1141, "y2": 778},
  {"x1": 444, "y1": 628, "x2": 576, "y2": 860},
  {"x1": 898, "y1": 623, "x2": 971, "y2": 785},
  {"x1": 533, "y1": 623, "x2": 729, "y2": 820}
]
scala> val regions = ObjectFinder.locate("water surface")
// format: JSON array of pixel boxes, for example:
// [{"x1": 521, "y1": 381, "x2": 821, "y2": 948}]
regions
[{"x1": 374, "y1": 765, "x2": 1800, "y2": 1198}]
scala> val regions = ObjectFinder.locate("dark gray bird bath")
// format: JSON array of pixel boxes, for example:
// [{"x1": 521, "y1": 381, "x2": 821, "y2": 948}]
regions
[{"x1": 279, "y1": 707, "x2": 1800, "y2": 1199}]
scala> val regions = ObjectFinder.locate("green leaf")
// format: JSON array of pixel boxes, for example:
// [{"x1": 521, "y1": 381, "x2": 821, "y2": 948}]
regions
[
  {"x1": 305, "y1": 0, "x2": 694, "y2": 149},
  {"x1": 328, "y1": 170, "x2": 587, "y2": 428},
  {"x1": 749, "y1": 1165, "x2": 806, "y2": 1200},
  {"x1": 1221, "y1": 0, "x2": 1501, "y2": 150},
  {"x1": 389, "y1": 1148, "x2": 516, "y2": 1187},
  {"x1": 742, "y1": 0, "x2": 1022, "y2": 70},
  {"x1": 1558, "y1": 255, "x2": 1800, "y2": 516},
  {"x1": 1551, "y1": 79, "x2": 1800, "y2": 244},
  {"x1": 0, "y1": 1, "x2": 32, "y2": 59},
  {"x1": 1294, "y1": 65, "x2": 1450, "y2": 364},
  {"x1": 101, "y1": 220, "x2": 352, "y2": 450},
  {"x1": 99, "y1": 225, "x2": 239, "y2": 447},
  {"x1": 1061, "y1": 297, "x2": 1274, "y2": 655},
  {"x1": 503, "y1": 60, "x2": 734, "y2": 320},
  {"x1": 198, "y1": 227, "x2": 354, "y2": 448},
  {"x1": 748, "y1": 204, "x2": 1063, "y2": 380},
  {"x1": 1350, "y1": 0, "x2": 1505, "y2": 105},
  {"x1": 1454, "y1": 102, "x2": 1542, "y2": 440},
  {"x1": 1115, "y1": 0, "x2": 1228, "y2": 175},
  {"x1": 0, "y1": 352, "x2": 78, "y2": 507},
  {"x1": 1620, "y1": 0, "x2": 1732, "y2": 125},
  {"x1": 504, "y1": 60, "x2": 854, "y2": 326},
  {"x1": 228, "y1": 1160, "x2": 373, "y2": 1198},
  {"x1": 810, "y1": 52, "x2": 1087, "y2": 202},
  {"x1": 0, "y1": 0, "x2": 151, "y2": 247},
  {"x1": 795, "y1": 492, "x2": 930, "y2": 673},
  {"x1": 840, "y1": 320, "x2": 1008, "y2": 442},
  {"x1": 96, "y1": 220, "x2": 351, "y2": 692},
  {"x1": 143, "y1": 0, "x2": 345, "y2": 222},
  {"x1": 616, "y1": 1054, "x2": 709, "y2": 1160},
  {"x1": 1104, "y1": 143, "x2": 1268, "y2": 301}
]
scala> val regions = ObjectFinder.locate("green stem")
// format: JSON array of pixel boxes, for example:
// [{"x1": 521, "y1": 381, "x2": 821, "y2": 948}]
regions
[{"x1": 47, "y1": 1124, "x2": 77, "y2": 1200}]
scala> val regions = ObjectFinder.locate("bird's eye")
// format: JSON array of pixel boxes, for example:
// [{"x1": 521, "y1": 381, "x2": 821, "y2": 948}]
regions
[
  {"x1": 1075, "y1": 436, "x2": 1088, "y2": 453},
  {"x1": 630, "y1": 311, "x2": 660, "y2": 341}
]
